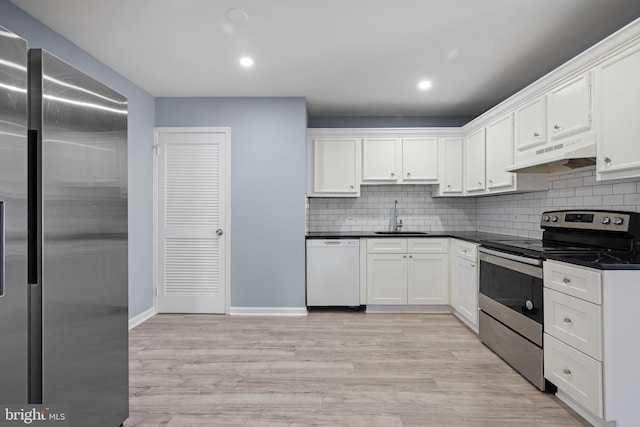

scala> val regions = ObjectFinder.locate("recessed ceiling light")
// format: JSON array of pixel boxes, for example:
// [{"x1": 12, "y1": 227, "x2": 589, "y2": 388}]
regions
[
  {"x1": 418, "y1": 80, "x2": 432, "y2": 90},
  {"x1": 226, "y1": 8, "x2": 249, "y2": 24},
  {"x1": 239, "y1": 57, "x2": 254, "y2": 67}
]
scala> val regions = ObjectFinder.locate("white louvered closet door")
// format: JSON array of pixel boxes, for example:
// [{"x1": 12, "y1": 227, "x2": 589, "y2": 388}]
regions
[{"x1": 157, "y1": 130, "x2": 227, "y2": 313}]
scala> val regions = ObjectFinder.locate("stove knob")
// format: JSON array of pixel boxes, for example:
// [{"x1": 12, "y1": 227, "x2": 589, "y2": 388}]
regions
[
  {"x1": 550, "y1": 215, "x2": 558, "y2": 222},
  {"x1": 613, "y1": 217, "x2": 624, "y2": 225},
  {"x1": 525, "y1": 300, "x2": 534, "y2": 311},
  {"x1": 601, "y1": 217, "x2": 611, "y2": 225},
  {"x1": 543, "y1": 215, "x2": 551, "y2": 222}
]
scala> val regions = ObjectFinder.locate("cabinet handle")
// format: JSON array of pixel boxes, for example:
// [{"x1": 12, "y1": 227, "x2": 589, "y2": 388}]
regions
[
  {"x1": 390, "y1": 172, "x2": 395, "y2": 178},
  {"x1": 488, "y1": 179, "x2": 493, "y2": 184},
  {"x1": 563, "y1": 317, "x2": 572, "y2": 325},
  {"x1": 349, "y1": 185, "x2": 355, "y2": 190},
  {"x1": 447, "y1": 185, "x2": 451, "y2": 190},
  {"x1": 553, "y1": 124, "x2": 561, "y2": 133},
  {"x1": 604, "y1": 157, "x2": 612, "y2": 167},
  {"x1": 562, "y1": 368, "x2": 572, "y2": 376},
  {"x1": 470, "y1": 263, "x2": 475, "y2": 268},
  {"x1": 409, "y1": 255, "x2": 413, "y2": 259},
  {"x1": 403, "y1": 255, "x2": 407, "y2": 259},
  {"x1": 406, "y1": 172, "x2": 411, "y2": 178},
  {"x1": 533, "y1": 132, "x2": 540, "y2": 138},
  {"x1": 562, "y1": 277, "x2": 571, "y2": 284}
]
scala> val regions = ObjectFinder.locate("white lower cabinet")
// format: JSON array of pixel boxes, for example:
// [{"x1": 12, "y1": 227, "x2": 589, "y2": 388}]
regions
[
  {"x1": 366, "y1": 238, "x2": 449, "y2": 306},
  {"x1": 450, "y1": 240, "x2": 479, "y2": 329},
  {"x1": 543, "y1": 260, "x2": 640, "y2": 427},
  {"x1": 407, "y1": 254, "x2": 449, "y2": 305},
  {"x1": 366, "y1": 253, "x2": 406, "y2": 304},
  {"x1": 544, "y1": 261, "x2": 603, "y2": 418}
]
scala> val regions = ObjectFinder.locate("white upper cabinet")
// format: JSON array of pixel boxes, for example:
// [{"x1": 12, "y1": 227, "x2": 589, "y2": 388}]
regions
[
  {"x1": 595, "y1": 42, "x2": 640, "y2": 181},
  {"x1": 307, "y1": 137, "x2": 360, "y2": 197},
  {"x1": 515, "y1": 96, "x2": 546, "y2": 162},
  {"x1": 401, "y1": 137, "x2": 439, "y2": 183},
  {"x1": 362, "y1": 136, "x2": 439, "y2": 184},
  {"x1": 547, "y1": 72, "x2": 592, "y2": 141},
  {"x1": 436, "y1": 137, "x2": 464, "y2": 196},
  {"x1": 464, "y1": 128, "x2": 486, "y2": 194},
  {"x1": 362, "y1": 137, "x2": 399, "y2": 182},
  {"x1": 485, "y1": 113, "x2": 515, "y2": 191}
]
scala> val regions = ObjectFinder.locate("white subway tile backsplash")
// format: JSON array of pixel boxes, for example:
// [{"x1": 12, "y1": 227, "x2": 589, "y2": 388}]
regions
[{"x1": 307, "y1": 167, "x2": 640, "y2": 236}]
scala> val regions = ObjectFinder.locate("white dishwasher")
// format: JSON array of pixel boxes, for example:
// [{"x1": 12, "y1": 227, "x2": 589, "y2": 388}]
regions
[{"x1": 306, "y1": 239, "x2": 360, "y2": 306}]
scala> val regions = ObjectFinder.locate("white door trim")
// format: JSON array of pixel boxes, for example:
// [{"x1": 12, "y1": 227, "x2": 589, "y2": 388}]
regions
[{"x1": 153, "y1": 127, "x2": 231, "y2": 314}]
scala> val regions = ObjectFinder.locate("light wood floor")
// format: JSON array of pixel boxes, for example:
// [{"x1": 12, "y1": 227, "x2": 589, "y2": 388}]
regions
[{"x1": 125, "y1": 311, "x2": 590, "y2": 427}]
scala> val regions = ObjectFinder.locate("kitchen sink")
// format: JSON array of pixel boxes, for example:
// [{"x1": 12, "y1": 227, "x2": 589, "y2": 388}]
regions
[{"x1": 374, "y1": 231, "x2": 429, "y2": 235}]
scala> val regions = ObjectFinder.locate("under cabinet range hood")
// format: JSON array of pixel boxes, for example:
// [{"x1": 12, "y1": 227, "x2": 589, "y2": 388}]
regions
[{"x1": 506, "y1": 132, "x2": 596, "y2": 173}]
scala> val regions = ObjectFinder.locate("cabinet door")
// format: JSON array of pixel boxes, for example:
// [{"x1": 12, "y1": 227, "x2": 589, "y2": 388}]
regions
[
  {"x1": 407, "y1": 253, "x2": 448, "y2": 305},
  {"x1": 515, "y1": 97, "x2": 546, "y2": 158},
  {"x1": 401, "y1": 138, "x2": 438, "y2": 182},
  {"x1": 596, "y1": 43, "x2": 640, "y2": 181},
  {"x1": 440, "y1": 137, "x2": 463, "y2": 194},
  {"x1": 453, "y1": 257, "x2": 478, "y2": 326},
  {"x1": 311, "y1": 137, "x2": 359, "y2": 196},
  {"x1": 362, "y1": 138, "x2": 399, "y2": 182},
  {"x1": 547, "y1": 72, "x2": 592, "y2": 141},
  {"x1": 366, "y1": 254, "x2": 406, "y2": 304},
  {"x1": 485, "y1": 113, "x2": 515, "y2": 191},
  {"x1": 464, "y1": 128, "x2": 486, "y2": 194}
]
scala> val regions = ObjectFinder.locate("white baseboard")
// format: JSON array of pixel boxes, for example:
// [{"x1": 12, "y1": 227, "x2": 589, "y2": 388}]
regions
[
  {"x1": 129, "y1": 306, "x2": 156, "y2": 330},
  {"x1": 229, "y1": 307, "x2": 308, "y2": 316},
  {"x1": 365, "y1": 305, "x2": 452, "y2": 314},
  {"x1": 452, "y1": 311, "x2": 479, "y2": 334},
  {"x1": 555, "y1": 390, "x2": 616, "y2": 427}
]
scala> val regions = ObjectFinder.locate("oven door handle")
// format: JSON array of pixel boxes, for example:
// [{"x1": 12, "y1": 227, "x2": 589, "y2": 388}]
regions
[
  {"x1": 479, "y1": 247, "x2": 543, "y2": 266},
  {"x1": 479, "y1": 249, "x2": 543, "y2": 279}
]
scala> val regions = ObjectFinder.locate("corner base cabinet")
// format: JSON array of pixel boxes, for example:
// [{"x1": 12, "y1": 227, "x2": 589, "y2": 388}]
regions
[
  {"x1": 543, "y1": 261, "x2": 640, "y2": 427},
  {"x1": 450, "y1": 240, "x2": 479, "y2": 330}
]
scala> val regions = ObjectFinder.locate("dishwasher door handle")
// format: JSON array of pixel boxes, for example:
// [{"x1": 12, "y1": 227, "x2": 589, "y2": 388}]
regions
[{"x1": 322, "y1": 241, "x2": 344, "y2": 246}]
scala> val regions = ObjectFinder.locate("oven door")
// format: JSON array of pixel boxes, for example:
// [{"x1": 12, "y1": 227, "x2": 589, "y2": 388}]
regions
[{"x1": 478, "y1": 248, "x2": 543, "y2": 346}]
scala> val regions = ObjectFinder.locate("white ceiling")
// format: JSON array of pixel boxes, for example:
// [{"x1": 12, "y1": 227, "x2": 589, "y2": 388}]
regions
[{"x1": 10, "y1": 0, "x2": 640, "y2": 118}]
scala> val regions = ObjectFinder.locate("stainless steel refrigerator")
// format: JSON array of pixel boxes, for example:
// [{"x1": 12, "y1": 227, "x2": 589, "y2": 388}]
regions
[{"x1": 0, "y1": 26, "x2": 128, "y2": 426}]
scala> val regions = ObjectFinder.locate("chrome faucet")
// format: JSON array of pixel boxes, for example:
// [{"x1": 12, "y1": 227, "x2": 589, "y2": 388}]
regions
[{"x1": 393, "y1": 200, "x2": 403, "y2": 232}]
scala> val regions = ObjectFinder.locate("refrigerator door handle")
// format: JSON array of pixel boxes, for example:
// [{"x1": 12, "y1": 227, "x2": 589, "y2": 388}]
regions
[
  {"x1": 27, "y1": 129, "x2": 39, "y2": 285},
  {"x1": 0, "y1": 201, "x2": 4, "y2": 297}
]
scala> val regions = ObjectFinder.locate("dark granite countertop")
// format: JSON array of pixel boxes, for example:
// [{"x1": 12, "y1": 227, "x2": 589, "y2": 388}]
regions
[
  {"x1": 305, "y1": 231, "x2": 524, "y2": 245},
  {"x1": 307, "y1": 232, "x2": 640, "y2": 269},
  {"x1": 546, "y1": 252, "x2": 640, "y2": 270}
]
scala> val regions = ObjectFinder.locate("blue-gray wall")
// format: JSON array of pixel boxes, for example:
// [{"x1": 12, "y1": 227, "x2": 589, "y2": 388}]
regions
[
  {"x1": 156, "y1": 98, "x2": 307, "y2": 308},
  {"x1": 0, "y1": 0, "x2": 156, "y2": 319}
]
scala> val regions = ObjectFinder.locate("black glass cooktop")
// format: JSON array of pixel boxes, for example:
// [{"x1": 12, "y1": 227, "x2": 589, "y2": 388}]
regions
[{"x1": 481, "y1": 239, "x2": 606, "y2": 258}]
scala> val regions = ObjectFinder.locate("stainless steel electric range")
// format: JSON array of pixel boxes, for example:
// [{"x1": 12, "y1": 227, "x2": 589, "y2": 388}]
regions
[{"x1": 478, "y1": 210, "x2": 640, "y2": 391}]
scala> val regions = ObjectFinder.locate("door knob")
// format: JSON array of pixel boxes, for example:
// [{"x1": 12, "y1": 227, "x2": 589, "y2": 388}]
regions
[{"x1": 216, "y1": 229, "x2": 224, "y2": 236}]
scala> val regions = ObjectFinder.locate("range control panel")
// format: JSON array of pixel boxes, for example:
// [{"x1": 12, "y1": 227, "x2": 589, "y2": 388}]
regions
[{"x1": 540, "y1": 210, "x2": 631, "y2": 232}]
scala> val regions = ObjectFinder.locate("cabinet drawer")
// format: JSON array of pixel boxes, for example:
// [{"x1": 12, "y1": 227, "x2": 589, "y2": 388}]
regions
[
  {"x1": 367, "y1": 239, "x2": 407, "y2": 253},
  {"x1": 454, "y1": 240, "x2": 477, "y2": 261},
  {"x1": 544, "y1": 333, "x2": 602, "y2": 418},
  {"x1": 544, "y1": 260, "x2": 601, "y2": 304},
  {"x1": 544, "y1": 288, "x2": 602, "y2": 360},
  {"x1": 407, "y1": 238, "x2": 448, "y2": 253}
]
